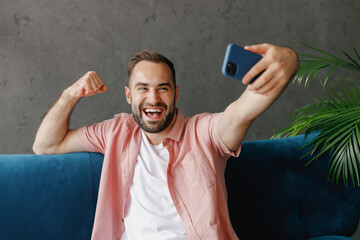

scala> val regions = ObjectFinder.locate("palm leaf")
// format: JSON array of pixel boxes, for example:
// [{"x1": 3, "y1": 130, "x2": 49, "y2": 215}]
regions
[
  {"x1": 354, "y1": 47, "x2": 360, "y2": 62},
  {"x1": 341, "y1": 49, "x2": 360, "y2": 69},
  {"x1": 292, "y1": 43, "x2": 360, "y2": 86},
  {"x1": 273, "y1": 80, "x2": 360, "y2": 186},
  {"x1": 275, "y1": 43, "x2": 360, "y2": 186},
  {"x1": 299, "y1": 42, "x2": 343, "y2": 60}
]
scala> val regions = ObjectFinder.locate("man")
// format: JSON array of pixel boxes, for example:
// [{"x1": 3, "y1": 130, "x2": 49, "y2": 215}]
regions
[{"x1": 33, "y1": 43, "x2": 299, "y2": 240}]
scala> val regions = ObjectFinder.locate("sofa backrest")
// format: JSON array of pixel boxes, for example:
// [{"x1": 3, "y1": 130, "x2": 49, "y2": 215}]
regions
[
  {"x1": 0, "y1": 152, "x2": 103, "y2": 240},
  {"x1": 226, "y1": 134, "x2": 360, "y2": 240},
  {"x1": 1, "y1": 134, "x2": 359, "y2": 240}
]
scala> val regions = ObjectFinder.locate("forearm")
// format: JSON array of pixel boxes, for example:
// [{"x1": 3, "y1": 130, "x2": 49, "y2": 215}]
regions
[
  {"x1": 218, "y1": 101, "x2": 253, "y2": 151},
  {"x1": 33, "y1": 89, "x2": 80, "y2": 154},
  {"x1": 218, "y1": 88, "x2": 276, "y2": 151},
  {"x1": 235, "y1": 87, "x2": 282, "y2": 122}
]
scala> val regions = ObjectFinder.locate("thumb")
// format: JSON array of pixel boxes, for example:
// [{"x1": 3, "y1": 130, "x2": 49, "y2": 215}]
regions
[
  {"x1": 99, "y1": 85, "x2": 108, "y2": 93},
  {"x1": 244, "y1": 43, "x2": 272, "y2": 55}
]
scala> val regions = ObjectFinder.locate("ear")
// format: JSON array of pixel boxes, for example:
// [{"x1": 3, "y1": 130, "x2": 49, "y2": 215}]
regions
[{"x1": 125, "y1": 86, "x2": 131, "y2": 104}]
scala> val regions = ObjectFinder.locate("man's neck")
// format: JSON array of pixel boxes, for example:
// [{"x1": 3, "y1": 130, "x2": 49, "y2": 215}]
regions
[{"x1": 143, "y1": 111, "x2": 177, "y2": 145}]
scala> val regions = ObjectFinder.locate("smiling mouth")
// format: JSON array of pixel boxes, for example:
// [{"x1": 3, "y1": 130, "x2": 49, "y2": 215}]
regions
[{"x1": 142, "y1": 108, "x2": 164, "y2": 120}]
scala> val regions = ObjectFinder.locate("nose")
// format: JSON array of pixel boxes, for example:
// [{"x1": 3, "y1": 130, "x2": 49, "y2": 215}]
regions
[{"x1": 147, "y1": 89, "x2": 161, "y2": 104}]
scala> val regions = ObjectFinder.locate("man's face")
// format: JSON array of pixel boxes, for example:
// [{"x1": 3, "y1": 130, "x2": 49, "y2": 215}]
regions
[{"x1": 125, "y1": 61, "x2": 178, "y2": 133}]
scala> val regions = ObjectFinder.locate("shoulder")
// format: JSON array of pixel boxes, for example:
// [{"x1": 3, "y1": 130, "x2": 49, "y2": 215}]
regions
[
  {"x1": 112, "y1": 112, "x2": 132, "y2": 122},
  {"x1": 83, "y1": 112, "x2": 133, "y2": 134},
  {"x1": 76, "y1": 113, "x2": 134, "y2": 153},
  {"x1": 106, "y1": 112, "x2": 134, "y2": 129},
  {"x1": 94, "y1": 112, "x2": 131, "y2": 126},
  {"x1": 187, "y1": 112, "x2": 223, "y2": 126},
  {"x1": 183, "y1": 112, "x2": 224, "y2": 139}
]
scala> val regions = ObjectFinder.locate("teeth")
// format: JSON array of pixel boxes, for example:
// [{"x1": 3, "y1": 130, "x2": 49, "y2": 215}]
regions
[{"x1": 144, "y1": 109, "x2": 162, "y2": 113}]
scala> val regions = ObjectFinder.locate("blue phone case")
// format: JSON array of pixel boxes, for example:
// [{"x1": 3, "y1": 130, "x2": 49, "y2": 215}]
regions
[{"x1": 222, "y1": 43, "x2": 262, "y2": 83}]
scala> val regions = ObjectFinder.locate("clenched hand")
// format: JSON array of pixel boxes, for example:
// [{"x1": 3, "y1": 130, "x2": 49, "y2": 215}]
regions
[{"x1": 66, "y1": 71, "x2": 108, "y2": 99}]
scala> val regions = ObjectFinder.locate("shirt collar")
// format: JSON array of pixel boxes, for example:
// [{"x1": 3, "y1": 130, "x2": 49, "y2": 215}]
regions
[
  {"x1": 125, "y1": 114, "x2": 138, "y2": 129},
  {"x1": 165, "y1": 108, "x2": 186, "y2": 142}
]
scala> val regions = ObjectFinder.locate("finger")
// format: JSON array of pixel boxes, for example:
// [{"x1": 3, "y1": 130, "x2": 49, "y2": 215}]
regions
[
  {"x1": 88, "y1": 73, "x2": 102, "y2": 91},
  {"x1": 88, "y1": 71, "x2": 108, "y2": 95},
  {"x1": 83, "y1": 78, "x2": 96, "y2": 96},
  {"x1": 256, "y1": 85, "x2": 277, "y2": 96},
  {"x1": 248, "y1": 67, "x2": 275, "y2": 91},
  {"x1": 83, "y1": 80, "x2": 94, "y2": 95},
  {"x1": 258, "y1": 73, "x2": 289, "y2": 96},
  {"x1": 90, "y1": 71, "x2": 106, "y2": 90},
  {"x1": 91, "y1": 71, "x2": 104, "y2": 85},
  {"x1": 260, "y1": 81, "x2": 284, "y2": 96},
  {"x1": 99, "y1": 85, "x2": 108, "y2": 93},
  {"x1": 89, "y1": 71, "x2": 100, "y2": 82},
  {"x1": 253, "y1": 76, "x2": 278, "y2": 95},
  {"x1": 244, "y1": 43, "x2": 272, "y2": 55},
  {"x1": 242, "y1": 58, "x2": 268, "y2": 84}
]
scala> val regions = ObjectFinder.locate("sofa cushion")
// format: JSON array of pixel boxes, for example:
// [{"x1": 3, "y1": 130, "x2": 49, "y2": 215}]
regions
[
  {"x1": 291, "y1": 134, "x2": 360, "y2": 239},
  {"x1": 226, "y1": 137, "x2": 301, "y2": 240}
]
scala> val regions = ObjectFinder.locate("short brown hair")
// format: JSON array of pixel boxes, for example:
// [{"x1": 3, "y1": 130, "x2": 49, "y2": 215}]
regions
[{"x1": 128, "y1": 50, "x2": 176, "y2": 87}]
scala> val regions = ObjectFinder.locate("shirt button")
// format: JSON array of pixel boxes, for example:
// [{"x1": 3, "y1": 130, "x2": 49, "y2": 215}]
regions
[{"x1": 121, "y1": 218, "x2": 124, "y2": 222}]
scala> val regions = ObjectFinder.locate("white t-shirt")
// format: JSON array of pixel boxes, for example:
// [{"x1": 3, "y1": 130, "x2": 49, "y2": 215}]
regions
[{"x1": 121, "y1": 131, "x2": 189, "y2": 240}]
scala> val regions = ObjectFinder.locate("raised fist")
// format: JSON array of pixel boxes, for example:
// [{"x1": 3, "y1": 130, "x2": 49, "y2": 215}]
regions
[{"x1": 67, "y1": 71, "x2": 108, "y2": 98}]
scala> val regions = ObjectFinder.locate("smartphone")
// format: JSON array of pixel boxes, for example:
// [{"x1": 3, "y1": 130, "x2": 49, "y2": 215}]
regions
[{"x1": 222, "y1": 43, "x2": 263, "y2": 84}]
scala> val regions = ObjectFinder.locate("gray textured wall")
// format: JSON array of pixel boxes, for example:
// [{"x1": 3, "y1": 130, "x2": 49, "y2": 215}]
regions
[
  {"x1": 1, "y1": 0, "x2": 359, "y2": 154},
  {"x1": 1, "y1": 0, "x2": 360, "y2": 238}
]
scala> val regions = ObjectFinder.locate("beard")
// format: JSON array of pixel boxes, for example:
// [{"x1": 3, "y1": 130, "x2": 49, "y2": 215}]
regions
[{"x1": 131, "y1": 101, "x2": 176, "y2": 133}]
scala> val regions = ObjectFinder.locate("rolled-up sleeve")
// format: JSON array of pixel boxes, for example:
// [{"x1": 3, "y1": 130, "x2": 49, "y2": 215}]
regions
[
  {"x1": 77, "y1": 116, "x2": 121, "y2": 154},
  {"x1": 212, "y1": 113, "x2": 241, "y2": 157},
  {"x1": 196, "y1": 112, "x2": 241, "y2": 159},
  {"x1": 77, "y1": 125, "x2": 105, "y2": 153}
]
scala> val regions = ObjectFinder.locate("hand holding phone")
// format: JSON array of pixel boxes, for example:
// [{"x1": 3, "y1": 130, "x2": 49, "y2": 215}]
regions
[{"x1": 222, "y1": 43, "x2": 263, "y2": 84}]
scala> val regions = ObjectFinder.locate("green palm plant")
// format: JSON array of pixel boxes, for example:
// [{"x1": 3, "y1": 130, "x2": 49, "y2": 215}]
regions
[{"x1": 273, "y1": 43, "x2": 360, "y2": 187}]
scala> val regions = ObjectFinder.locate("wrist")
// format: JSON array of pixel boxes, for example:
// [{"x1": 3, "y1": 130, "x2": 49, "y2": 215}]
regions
[{"x1": 59, "y1": 88, "x2": 81, "y2": 106}]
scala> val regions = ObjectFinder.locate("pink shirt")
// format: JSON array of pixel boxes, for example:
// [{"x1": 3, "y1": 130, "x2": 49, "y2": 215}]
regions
[{"x1": 78, "y1": 109, "x2": 241, "y2": 240}]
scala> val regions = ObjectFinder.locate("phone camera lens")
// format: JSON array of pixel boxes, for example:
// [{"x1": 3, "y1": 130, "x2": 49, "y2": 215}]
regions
[{"x1": 226, "y1": 62, "x2": 237, "y2": 76}]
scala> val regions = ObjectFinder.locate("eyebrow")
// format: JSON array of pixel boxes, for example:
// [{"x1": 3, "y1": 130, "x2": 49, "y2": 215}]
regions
[
  {"x1": 134, "y1": 82, "x2": 172, "y2": 88},
  {"x1": 134, "y1": 82, "x2": 148, "y2": 88},
  {"x1": 158, "y1": 83, "x2": 172, "y2": 88}
]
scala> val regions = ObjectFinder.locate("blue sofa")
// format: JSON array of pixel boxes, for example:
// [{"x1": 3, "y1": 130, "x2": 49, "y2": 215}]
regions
[{"x1": 1, "y1": 134, "x2": 359, "y2": 240}]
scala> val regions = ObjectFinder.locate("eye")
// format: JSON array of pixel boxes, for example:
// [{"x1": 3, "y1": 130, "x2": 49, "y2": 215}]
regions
[{"x1": 159, "y1": 87, "x2": 169, "y2": 91}]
